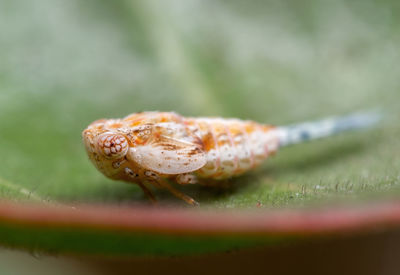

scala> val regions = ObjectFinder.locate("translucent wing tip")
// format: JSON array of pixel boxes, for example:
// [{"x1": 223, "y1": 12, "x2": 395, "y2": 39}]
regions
[{"x1": 276, "y1": 109, "x2": 384, "y2": 147}]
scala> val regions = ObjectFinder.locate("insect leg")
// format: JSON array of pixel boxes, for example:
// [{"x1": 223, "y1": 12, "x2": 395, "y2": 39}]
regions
[
  {"x1": 143, "y1": 170, "x2": 199, "y2": 206},
  {"x1": 157, "y1": 180, "x2": 199, "y2": 206},
  {"x1": 125, "y1": 167, "x2": 157, "y2": 204},
  {"x1": 137, "y1": 182, "x2": 157, "y2": 204}
]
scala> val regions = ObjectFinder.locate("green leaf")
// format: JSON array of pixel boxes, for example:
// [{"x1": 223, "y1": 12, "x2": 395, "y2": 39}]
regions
[{"x1": 0, "y1": 0, "x2": 400, "y2": 255}]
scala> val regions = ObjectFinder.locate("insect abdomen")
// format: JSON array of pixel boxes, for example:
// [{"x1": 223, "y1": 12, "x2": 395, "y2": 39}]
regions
[{"x1": 185, "y1": 118, "x2": 279, "y2": 179}]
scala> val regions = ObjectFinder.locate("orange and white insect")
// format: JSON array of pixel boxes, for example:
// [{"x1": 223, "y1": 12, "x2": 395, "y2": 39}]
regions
[{"x1": 82, "y1": 111, "x2": 380, "y2": 205}]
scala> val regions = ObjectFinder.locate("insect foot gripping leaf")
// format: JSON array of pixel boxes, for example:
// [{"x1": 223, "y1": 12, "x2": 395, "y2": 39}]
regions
[{"x1": 83, "y1": 111, "x2": 380, "y2": 205}]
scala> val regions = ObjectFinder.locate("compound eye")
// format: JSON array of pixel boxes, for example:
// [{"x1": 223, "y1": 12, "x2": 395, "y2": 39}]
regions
[{"x1": 97, "y1": 133, "x2": 129, "y2": 159}]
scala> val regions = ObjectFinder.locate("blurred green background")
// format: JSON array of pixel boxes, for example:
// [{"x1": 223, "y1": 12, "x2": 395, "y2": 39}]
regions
[{"x1": 0, "y1": 0, "x2": 399, "y2": 208}]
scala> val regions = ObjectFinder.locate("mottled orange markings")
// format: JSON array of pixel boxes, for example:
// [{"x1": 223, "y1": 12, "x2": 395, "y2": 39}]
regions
[{"x1": 83, "y1": 112, "x2": 279, "y2": 205}]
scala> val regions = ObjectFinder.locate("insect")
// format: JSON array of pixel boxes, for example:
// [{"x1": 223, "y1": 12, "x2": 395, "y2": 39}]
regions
[{"x1": 82, "y1": 111, "x2": 380, "y2": 205}]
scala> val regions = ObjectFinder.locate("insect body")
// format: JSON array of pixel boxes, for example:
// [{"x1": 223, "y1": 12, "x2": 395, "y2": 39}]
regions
[{"x1": 82, "y1": 111, "x2": 380, "y2": 205}]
